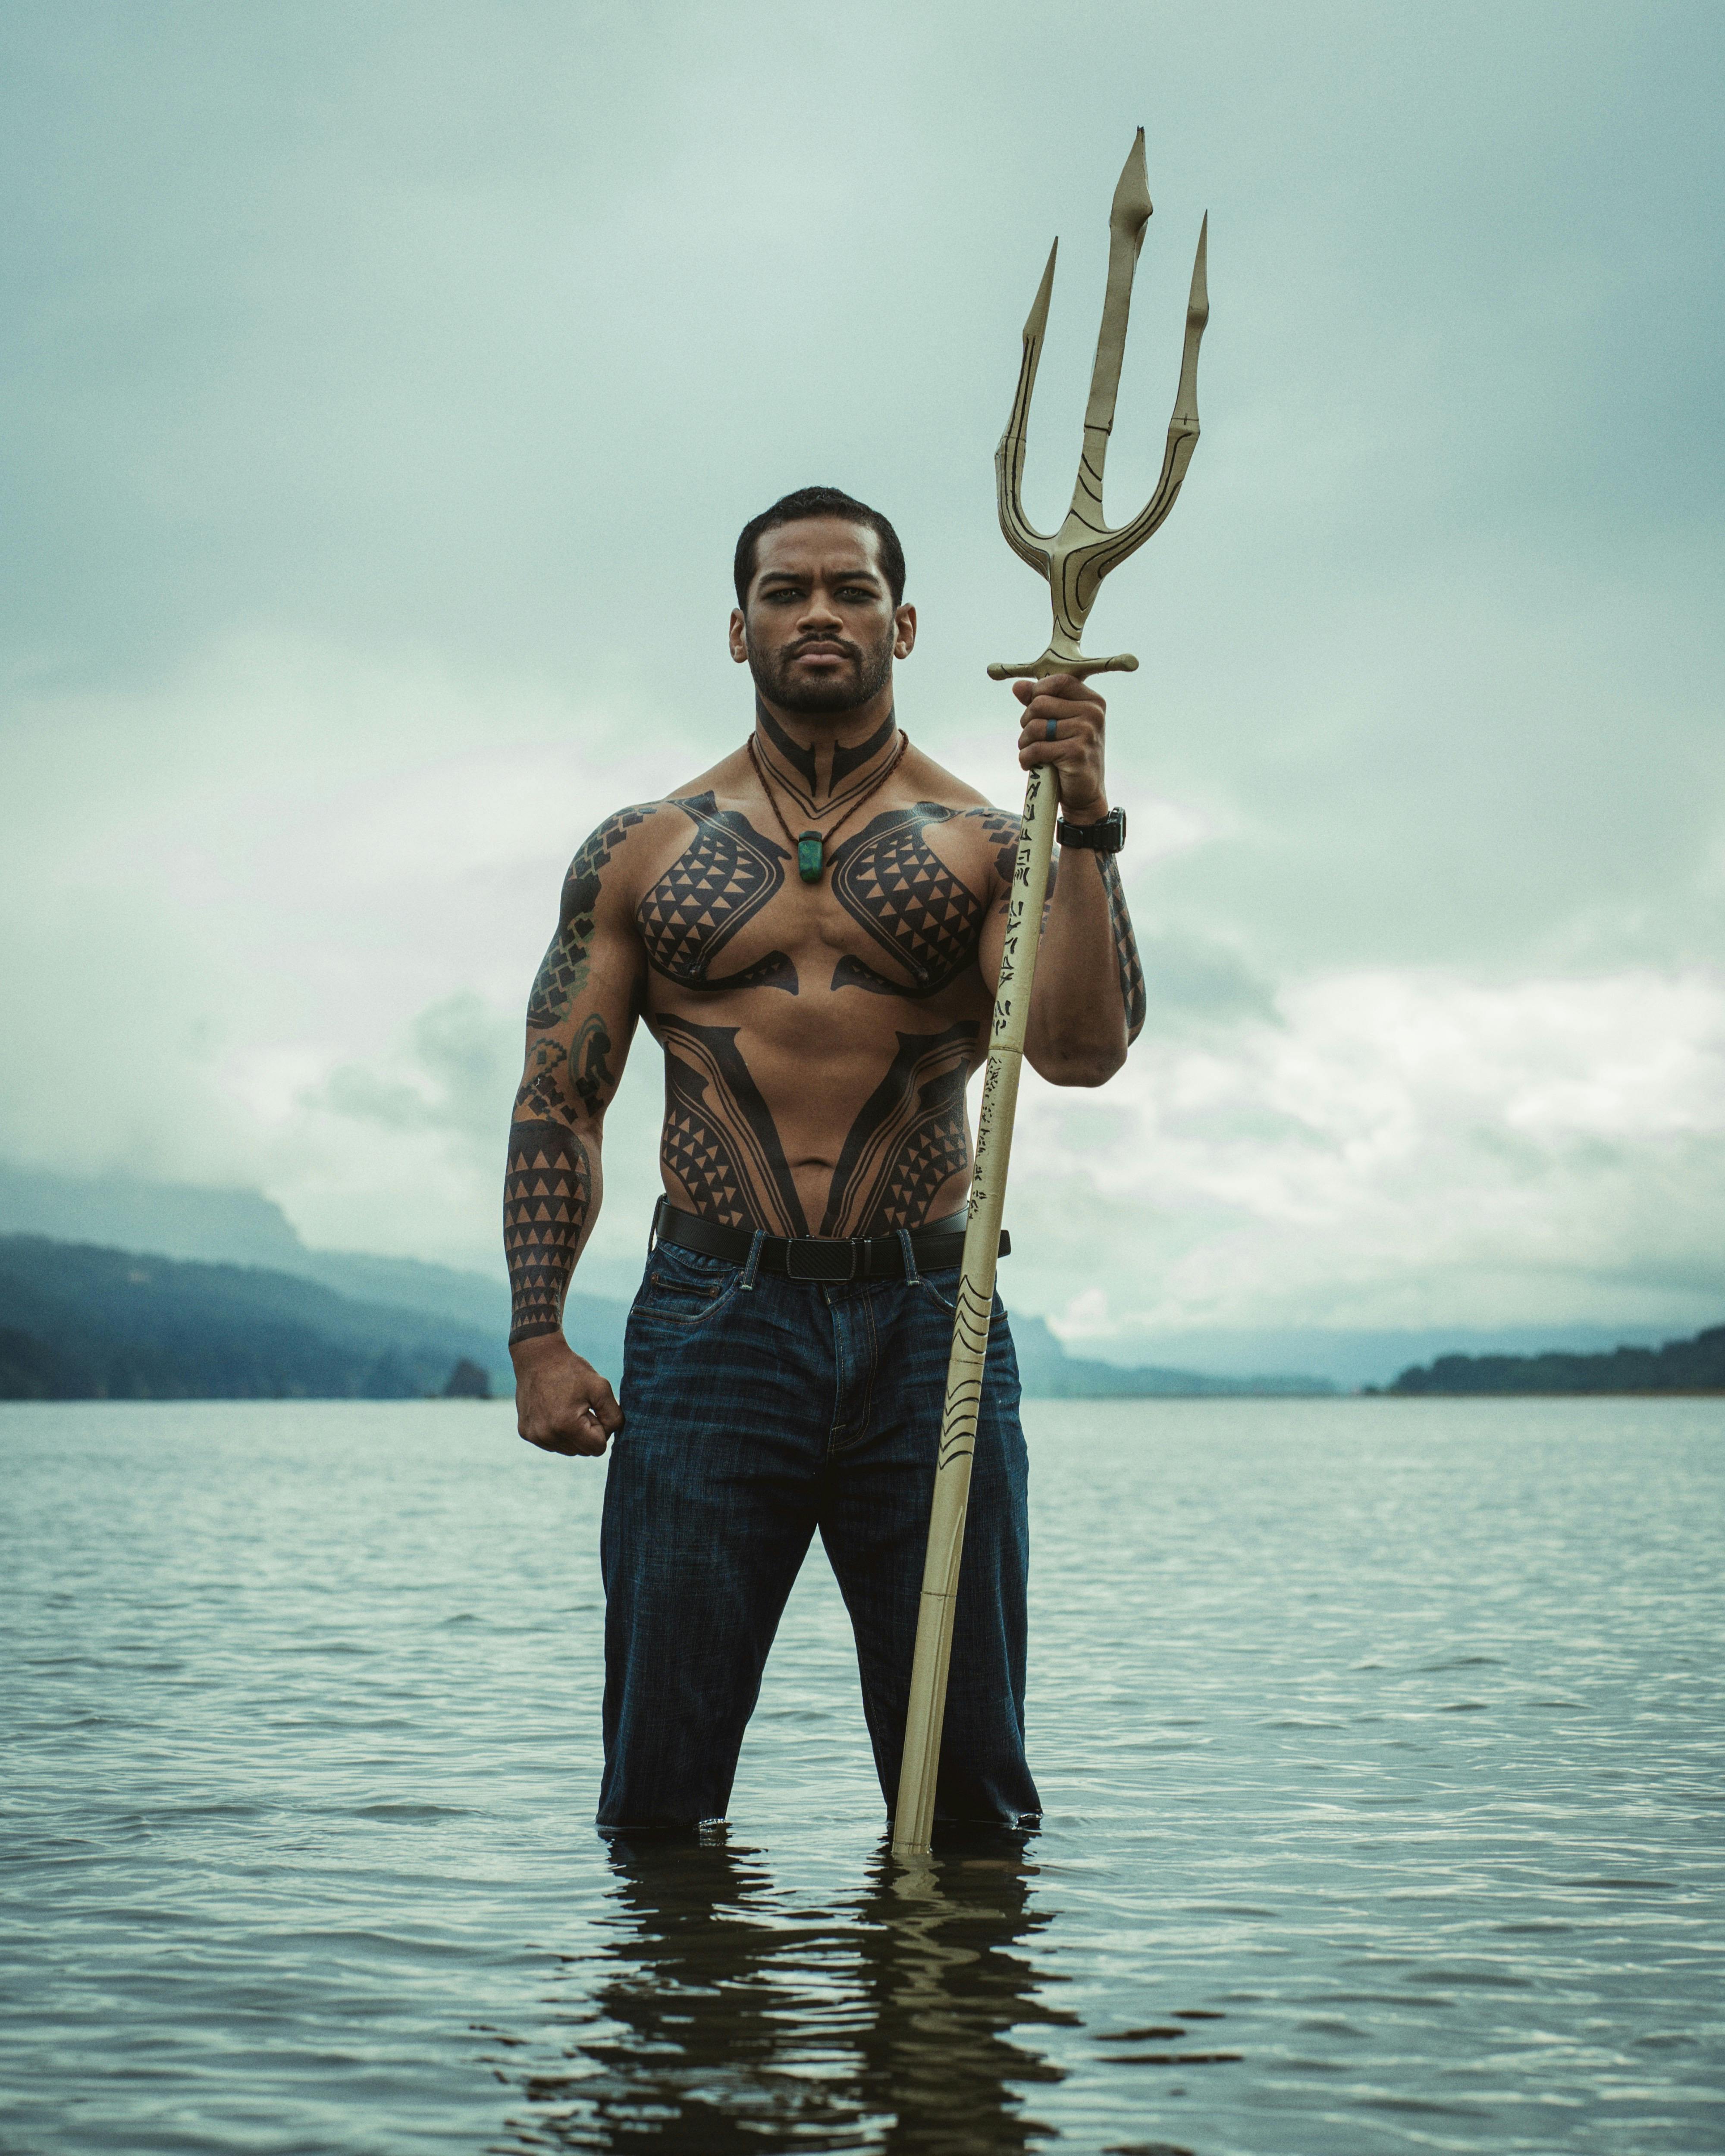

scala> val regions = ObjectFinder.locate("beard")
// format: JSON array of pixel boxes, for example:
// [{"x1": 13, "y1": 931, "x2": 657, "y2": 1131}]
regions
[{"x1": 745, "y1": 625, "x2": 894, "y2": 715}]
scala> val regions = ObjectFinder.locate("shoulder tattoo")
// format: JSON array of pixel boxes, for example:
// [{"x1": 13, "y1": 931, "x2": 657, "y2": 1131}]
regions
[{"x1": 526, "y1": 805, "x2": 652, "y2": 1032}]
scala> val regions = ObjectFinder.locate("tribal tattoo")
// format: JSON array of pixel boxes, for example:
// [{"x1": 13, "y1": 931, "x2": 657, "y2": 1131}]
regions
[
  {"x1": 757, "y1": 703, "x2": 898, "y2": 815},
  {"x1": 515, "y1": 1036, "x2": 571, "y2": 1122},
  {"x1": 829, "y1": 709, "x2": 898, "y2": 791},
  {"x1": 756, "y1": 703, "x2": 817, "y2": 793},
  {"x1": 819, "y1": 1022, "x2": 979, "y2": 1237},
  {"x1": 504, "y1": 1120, "x2": 593, "y2": 1342},
  {"x1": 570, "y1": 1013, "x2": 616, "y2": 1116},
  {"x1": 1098, "y1": 854, "x2": 1147, "y2": 1041},
  {"x1": 964, "y1": 805, "x2": 1024, "y2": 889},
  {"x1": 636, "y1": 793, "x2": 797, "y2": 995},
  {"x1": 828, "y1": 804, "x2": 991, "y2": 1000},
  {"x1": 527, "y1": 805, "x2": 652, "y2": 1031},
  {"x1": 657, "y1": 1014, "x2": 811, "y2": 1237},
  {"x1": 656, "y1": 1013, "x2": 980, "y2": 1240}
]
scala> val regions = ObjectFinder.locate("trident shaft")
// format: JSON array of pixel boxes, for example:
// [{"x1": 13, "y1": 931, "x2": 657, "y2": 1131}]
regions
[{"x1": 892, "y1": 131, "x2": 1209, "y2": 1859}]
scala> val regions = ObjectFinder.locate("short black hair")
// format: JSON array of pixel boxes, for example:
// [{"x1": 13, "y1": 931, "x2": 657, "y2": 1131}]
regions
[{"x1": 733, "y1": 486, "x2": 906, "y2": 608}]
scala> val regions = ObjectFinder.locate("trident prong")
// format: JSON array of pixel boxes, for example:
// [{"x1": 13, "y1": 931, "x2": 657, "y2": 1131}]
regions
[{"x1": 988, "y1": 127, "x2": 1209, "y2": 681}]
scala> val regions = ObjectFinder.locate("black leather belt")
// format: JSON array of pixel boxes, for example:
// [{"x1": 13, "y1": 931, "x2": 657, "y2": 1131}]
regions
[{"x1": 650, "y1": 1198, "x2": 1008, "y2": 1282}]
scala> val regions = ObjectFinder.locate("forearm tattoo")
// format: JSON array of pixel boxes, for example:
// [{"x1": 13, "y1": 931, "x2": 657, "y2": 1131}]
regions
[
  {"x1": 505, "y1": 1119, "x2": 593, "y2": 1342},
  {"x1": 1099, "y1": 854, "x2": 1147, "y2": 1041},
  {"x1": 527, "y1": 806, "x2": 651, "y2": 1031}
]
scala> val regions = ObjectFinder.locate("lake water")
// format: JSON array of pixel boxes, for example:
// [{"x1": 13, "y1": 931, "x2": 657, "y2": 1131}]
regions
[{"x1": 3, "y1": 1395, "x2": 1721, "y2": 2155}]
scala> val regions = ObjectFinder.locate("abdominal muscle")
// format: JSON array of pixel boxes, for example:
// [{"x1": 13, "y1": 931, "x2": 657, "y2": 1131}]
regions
[{"x1": 648, "y1": 979, "x2": 986, "y2": 1242}]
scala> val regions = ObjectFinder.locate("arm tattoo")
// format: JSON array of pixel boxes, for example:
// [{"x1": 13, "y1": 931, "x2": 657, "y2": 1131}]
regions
[
  {"x1": 571, "y1": 1013, "x2": 615, "y2": 1116},
  {"x1": 819, "y1": 1023, "x2": 979, "y2": 1237},
  {"x1": 514, "y1": 1013, "x2": 617, "y2": 1127},
  {"x1": 636, "y1": 793, "x2": 797, "y2": 994},
  {"x1": 505, "y1": 1120, "x2": 593, "y2": 1343},
  {"x1": 517, "y1": 1036, "x2": 571, "y2": 1121},
  {"x1": 1099, "y1": 854, "x2": 1147, "y2": 1042},
  {"x1": 657, "y1": 1015, "x2": 810, "y2": 1237},
  {"x1": 963, "y1": 805, "x2": 1023, "y2": 889},
  {"x1": 526, "y1": 806, "x2": 651, "y2": 1031}
]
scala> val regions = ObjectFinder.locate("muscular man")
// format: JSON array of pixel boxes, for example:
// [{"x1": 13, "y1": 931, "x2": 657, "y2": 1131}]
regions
[{"x1": 506, "y1": 485, "x2": 1145, "y2": 1835}]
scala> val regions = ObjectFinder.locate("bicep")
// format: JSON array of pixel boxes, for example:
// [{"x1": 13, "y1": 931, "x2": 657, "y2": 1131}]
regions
[{"x1": 517, "y1": 821, "x2": 652, "y2": 1126}]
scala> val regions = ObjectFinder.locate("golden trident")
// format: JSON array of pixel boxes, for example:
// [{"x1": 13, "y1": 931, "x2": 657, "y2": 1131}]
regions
[{"x1": 893, "y1": 130, "x2": 1209, "y2": 1858}]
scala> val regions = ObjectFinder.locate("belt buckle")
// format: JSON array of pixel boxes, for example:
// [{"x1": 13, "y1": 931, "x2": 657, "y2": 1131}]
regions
[{"x1": 784, "y1": 1237, "x2": 856, "y2": 1282}]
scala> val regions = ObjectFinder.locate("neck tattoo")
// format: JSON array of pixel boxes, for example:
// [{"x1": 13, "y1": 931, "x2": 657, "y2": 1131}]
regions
[{"x1": 749, "y1": 730, "x2": 908, "y2": 883}]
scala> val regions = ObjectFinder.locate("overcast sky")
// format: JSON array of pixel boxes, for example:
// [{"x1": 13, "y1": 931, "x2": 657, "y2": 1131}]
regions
[{"x1": 3, "y1": 1, "x2": 1722, "y2": 1351}]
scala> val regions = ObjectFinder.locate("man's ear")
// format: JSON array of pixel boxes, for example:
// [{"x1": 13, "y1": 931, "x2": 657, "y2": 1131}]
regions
[
  {"x1": 728, "y1": 606, "x2": 748, "y2": 664},
  {"x1": 892, "y1": 603, "x2": 917, "y2": 661}
]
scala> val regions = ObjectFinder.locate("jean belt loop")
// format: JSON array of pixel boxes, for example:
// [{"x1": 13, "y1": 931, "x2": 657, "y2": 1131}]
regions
[
  {"x1": 740, "y1": 1228, "x2": 766, "y2": 1291},
  {"x1": 647, "y1": 1197, "x2": 662, "y2": 1255},
  {"x1": 896, "y1": 1227, "x2": 921, "y2": 1287}
]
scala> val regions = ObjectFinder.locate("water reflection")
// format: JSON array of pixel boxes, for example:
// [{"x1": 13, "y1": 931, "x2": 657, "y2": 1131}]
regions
[{"x1": 492, "y1": 1836, "x2": 1071, "y2": 2153}]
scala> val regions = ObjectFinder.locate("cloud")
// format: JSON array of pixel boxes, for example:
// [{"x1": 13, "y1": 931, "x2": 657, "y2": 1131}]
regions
[
  {"x1": 2, "y1": 2, "x2": 1722, "y2": 1332},
  {"x1": 1008, "y1": 964, "x2": 1725, "y2": 1338}
]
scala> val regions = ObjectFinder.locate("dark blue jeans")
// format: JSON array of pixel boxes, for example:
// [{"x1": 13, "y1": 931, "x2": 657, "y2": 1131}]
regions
[{"x1": 599, "y1": 1235, "x2": 1040, "y2": 1833}]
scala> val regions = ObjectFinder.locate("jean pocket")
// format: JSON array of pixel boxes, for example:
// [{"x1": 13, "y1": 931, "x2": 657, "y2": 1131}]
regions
[{"x1": 637, "y1": 1246, "x2": 740, "y2": 1328}]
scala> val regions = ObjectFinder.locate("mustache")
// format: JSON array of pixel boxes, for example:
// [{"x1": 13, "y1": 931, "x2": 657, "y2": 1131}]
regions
[{"x1": 787, "y1": 634, "x2": 862, "y2": 662}]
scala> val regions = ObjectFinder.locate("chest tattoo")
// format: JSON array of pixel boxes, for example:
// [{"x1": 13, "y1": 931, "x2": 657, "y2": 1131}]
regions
[
  {"x1": 637, "y1": 793, "x2": 798, "y2": 996},
  {"x1": 819, "y1": 1022, "x2": 979, "y2": 1238},
  {"x1": 828, "y1": 805, "x2": 1005, "y2": 999}
]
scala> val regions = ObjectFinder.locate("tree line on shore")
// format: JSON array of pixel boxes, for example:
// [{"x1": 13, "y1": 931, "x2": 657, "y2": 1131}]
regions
[{"x1": 1384, "y1": 1326, "x2": 1725, "y2": 1395}]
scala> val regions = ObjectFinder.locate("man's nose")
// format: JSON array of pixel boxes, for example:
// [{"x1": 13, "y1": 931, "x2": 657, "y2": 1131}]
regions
[{"x1": 798, "y1": 588, "x2": 843, "y2": 626}]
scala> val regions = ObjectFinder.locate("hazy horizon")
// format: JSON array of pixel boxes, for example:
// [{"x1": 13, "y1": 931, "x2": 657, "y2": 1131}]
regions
[{"x1": 3, "y1": 3, "x2": 1721, "y2": 1360}]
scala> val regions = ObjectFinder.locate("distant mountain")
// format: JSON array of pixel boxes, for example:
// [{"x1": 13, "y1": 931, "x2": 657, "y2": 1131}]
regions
[
  {"x1": 1009, "y1": 1316, "x2": 1334, "y2": 1398},
  {"x1": 0, "y1": 1162, "x2": 628, "y2": 1386},
  {"x1": 0, "y1": 1236, "x2": 517, "y2": 1401},
  {"x1": 1387, "y1": 1324, "x2": 1725, "y2": 1396},
  {"x1": 0, "y1": 1163, "x2": 1338, "y2": 1400}
]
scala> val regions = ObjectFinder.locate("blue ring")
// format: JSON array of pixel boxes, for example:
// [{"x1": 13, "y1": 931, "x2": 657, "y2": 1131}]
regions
[{"x1": 1046, "y1": 715, "x2": 1059, "y2": 742}]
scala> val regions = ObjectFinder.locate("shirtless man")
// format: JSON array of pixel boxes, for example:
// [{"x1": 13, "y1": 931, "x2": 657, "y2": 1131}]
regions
[{"x1": 505, "y1": 486, "x2": 1145, "y2": 1835}]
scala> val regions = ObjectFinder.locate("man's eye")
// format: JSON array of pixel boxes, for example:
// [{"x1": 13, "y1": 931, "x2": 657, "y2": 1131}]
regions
[{"x1": 838, "y1": 588, "x2": 875, "y2": 602}]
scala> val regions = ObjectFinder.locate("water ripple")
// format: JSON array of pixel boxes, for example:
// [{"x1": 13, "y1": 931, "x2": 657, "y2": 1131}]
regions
[{"x1": 2, "y1": 1394, "x2": 1722, "y2": 2152}]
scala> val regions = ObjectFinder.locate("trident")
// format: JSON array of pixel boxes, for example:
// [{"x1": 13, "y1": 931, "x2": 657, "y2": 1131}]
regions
[{"x1": 892, "y1": 130, "x2": 1209, "y2": 1858}]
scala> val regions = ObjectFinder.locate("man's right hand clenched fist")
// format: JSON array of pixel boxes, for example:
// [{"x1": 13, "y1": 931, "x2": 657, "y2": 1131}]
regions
[{"x1": 511, "y1": 1332, "x2": 624, "y2": 1458}]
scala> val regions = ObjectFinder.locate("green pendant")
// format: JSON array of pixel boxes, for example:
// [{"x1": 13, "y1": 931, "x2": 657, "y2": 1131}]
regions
[{"x1": 797, "y1": 831, "x2": 824, "y2": 883}]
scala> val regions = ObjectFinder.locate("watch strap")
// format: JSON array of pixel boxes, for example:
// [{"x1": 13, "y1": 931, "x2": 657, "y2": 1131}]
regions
[{"x1": 1057, "y1": 806, "x2": 1127, "y2": 854}]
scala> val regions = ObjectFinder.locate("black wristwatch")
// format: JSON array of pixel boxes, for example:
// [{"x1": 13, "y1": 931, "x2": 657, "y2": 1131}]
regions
[{"x1": 1057, "y1": 806, "x2": 1126, "y2": 854}]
